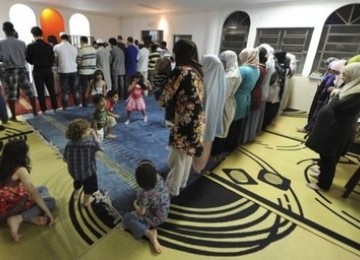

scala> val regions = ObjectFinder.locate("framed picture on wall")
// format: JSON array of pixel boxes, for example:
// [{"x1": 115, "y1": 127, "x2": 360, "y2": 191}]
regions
[
  {"x1": 141, "y1": 30, "x2": 164, "y2": 43},
  {"x1": 173, "y1": 34, "x2": 192, "y2": 45}
]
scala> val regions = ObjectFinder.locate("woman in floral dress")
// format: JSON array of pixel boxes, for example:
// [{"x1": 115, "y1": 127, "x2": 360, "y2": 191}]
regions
[{"x1": 158, "y1": 39, "x2": 205, "y2": 196}]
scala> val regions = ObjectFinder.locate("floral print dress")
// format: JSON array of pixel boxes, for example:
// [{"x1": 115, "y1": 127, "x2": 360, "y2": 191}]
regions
[
  {"x1": 136, "y1": 176, "x2": 170, "y2": 226},
  {"x1": 158, "y1": 66, "x2": 205, "y2": 156},
  {"x1": 0, "y1": 179, "x2": 35, "y2": 222}
]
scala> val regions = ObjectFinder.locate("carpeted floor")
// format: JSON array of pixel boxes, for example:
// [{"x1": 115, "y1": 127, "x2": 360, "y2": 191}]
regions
[
  {"x1": 0, "y1": 121, "x2": 118, "y2": 259},
  {"x1": 13, "y1": 86, "x2": 76, "y2": 116},
  {"x1": 1, "y1": 97, "x2": 359, "y2": 259},
  {"x1": 209, "y1": 134, "x2": 359, "y2": 255}
]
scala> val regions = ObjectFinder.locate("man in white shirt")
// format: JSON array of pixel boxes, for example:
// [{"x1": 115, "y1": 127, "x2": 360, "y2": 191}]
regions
[
  {"x1": 137, "y1": 43, "x2": 150, "y2": 80},
  {"x1": 53, "y1": 34, "x2": 80, "y2": 109}
]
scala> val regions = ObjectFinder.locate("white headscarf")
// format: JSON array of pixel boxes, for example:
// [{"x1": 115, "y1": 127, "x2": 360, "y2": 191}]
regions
[
  {"x1": 259, "y1": 43, "x2": 275, "y2": 73},
  {"x1": 201, "y1": 54, "x2": 226, "y2": 142},
  {"x1": 338, "y1": 63, "x2": 360, "y2": 99},
  {"x1": 328, "y1": 59, "x2": 347, "y2": 72},
  {"x1": 220, "y1": 50, "x2": 238, "y2": 73},
  {"x1": 329, "y1": 59, "x2": 347, "y2": 88}
]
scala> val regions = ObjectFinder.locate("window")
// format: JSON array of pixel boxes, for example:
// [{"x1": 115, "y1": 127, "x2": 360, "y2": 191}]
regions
[
  {"x1": 9, "y1": 4, "x2": 36, "y2": 44},
  {"x1": 40, "y1": 8, "x2": 64, "y2": 45},
  {"x1": 312, "y1": 4, "x2": 360, "y2": 74},
  {"x1": 255, "y1": 28, "x2": 313, "y2": 74},
  {"x1": 141, "y1": 30, "x2": 163, "y2": 44},
  {"x1": 173, "y1": 34, "x2": 192, "y2": 45},
  {"x1": 220, "y1": 11, "x2": 250, "y2": 55},
  {"x1": 69, "y1": 13, "x2": 90, "y2": 47}
]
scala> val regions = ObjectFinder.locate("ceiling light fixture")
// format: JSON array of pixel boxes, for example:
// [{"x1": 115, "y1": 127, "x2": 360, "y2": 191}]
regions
[{"x1": 138, "y1": 4, "x2": 161, "y2": 11}]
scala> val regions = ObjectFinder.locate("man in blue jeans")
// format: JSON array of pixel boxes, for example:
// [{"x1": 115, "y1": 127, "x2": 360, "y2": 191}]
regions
[{"x1": 53, "y1": 34, "x2": 80, "y2": 110}]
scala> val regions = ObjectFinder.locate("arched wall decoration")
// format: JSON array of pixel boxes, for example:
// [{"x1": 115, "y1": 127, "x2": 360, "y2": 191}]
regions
[
  {"x1": 312, "y1": 3, "x2": 360, "y2": 74},
  {"x1": 9, "y1": 4, "x2": 37, "y2": 44},
  {"x1": 69, "y1": 13, "x2": 90, "y2": 47},
  {"x1": 40, "y1": 8, "x2": 65, "y2": 44},
  {"x1": 220, "y1": 11, "x2": 250, "y2": 55}
]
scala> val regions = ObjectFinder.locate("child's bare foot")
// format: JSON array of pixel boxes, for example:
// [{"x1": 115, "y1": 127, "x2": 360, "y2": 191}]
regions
[
  {"x1": 145, "y1": 229, "x2": 162, "y2": 254},
  {"x1": 104, "y1": 134, "x2": 116, "y2": 139},
  {"x1": 29, "y1": 216, "x2": 48, "y2": 226},
  {"x1": 6, "y1": 215, "x2": 23, "y2": 242},
  {"x1": 73, "y1": 190, "x2": 81, "y2": 200},
  {"x1": 84, "y1": 195, "x2": 95, "y2": 207}
]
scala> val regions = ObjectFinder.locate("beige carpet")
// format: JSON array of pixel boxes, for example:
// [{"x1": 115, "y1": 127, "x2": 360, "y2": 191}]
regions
[
  {"x1": 0, "y1": 116, "x2": 359, "y2": 259},
  {"x1": 0, "y1": 121, "x2": 112, "y2": 259},
  {"x1": 80, "y1": 225, "x2": 358, "y2": 259},
  {"x1": 208, "y1": 115, "x2": 360, "y2": 256}
]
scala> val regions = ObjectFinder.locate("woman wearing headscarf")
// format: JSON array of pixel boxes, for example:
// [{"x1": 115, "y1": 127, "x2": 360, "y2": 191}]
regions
[
  {"x1": 211, "y1": 50, "x2": 242, "y2": 160},
  {"x1": 297, "y1": 57, "x2": 339, "y2": 133},
  {"x1": 240, "y1": 46, "x2": 268, "y2": 144},
  {"x1": 225, "y1": 48, "x2": 259, "y2": 150},
  {"x1": 257, "y1": 43, "x2": 276, "y2": 133},
  {"x1": 192, "y1": 54, "x2": 225, "y2": 173},
  {"x1": 158, "y1": 39, "x2": 204, "y2": 196},
  {"x1": 298, "y1": 59, "x2": 346, "y2": 133},
  {"x1": 306, "y1": 63, "x2": 360, "y2": 191}
]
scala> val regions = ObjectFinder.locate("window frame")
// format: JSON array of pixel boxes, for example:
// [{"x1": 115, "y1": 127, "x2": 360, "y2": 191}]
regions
[{"x1": 255, "y1": 27, "x2": 314, "y2": 75}]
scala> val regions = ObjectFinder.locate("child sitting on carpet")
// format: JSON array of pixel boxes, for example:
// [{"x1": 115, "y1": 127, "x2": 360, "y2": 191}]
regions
[
  {"x1": 0, "y1": 139, "x2": 56, "y2": 242},
  {"x1": 92, "y1": 94, "x2": 117, "y2": 139},
  {"x1": 64, "y1": 118, "x2": 101, "y2": 206},
  {"x1": 125, "y1": 72, "x2": 148, "y2": 125},
  {"x1": 123, "y1": 160, "x2": 170, "y2": 254},
  {"x1": 105, "y1": 90, "x2": 120, "y2": 118}
]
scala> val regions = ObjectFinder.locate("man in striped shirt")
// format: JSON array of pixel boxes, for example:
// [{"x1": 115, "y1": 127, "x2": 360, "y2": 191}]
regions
[{"x1": 77, "y1": 36, "x2": 97, "y2": 107}]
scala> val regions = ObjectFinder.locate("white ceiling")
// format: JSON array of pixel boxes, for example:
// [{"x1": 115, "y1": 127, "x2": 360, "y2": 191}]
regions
[{"x1": 23, "y1": 0, "x2": 306, "y2": 18}]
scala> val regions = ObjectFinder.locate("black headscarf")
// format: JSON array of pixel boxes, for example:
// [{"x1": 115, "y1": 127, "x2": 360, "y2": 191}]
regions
[
  {"x1": 258, "y1": 46, "x2": 268, "y2": 65},
  {"x1": 173, "y1": 39, "x2": 203, "y2": 78}
]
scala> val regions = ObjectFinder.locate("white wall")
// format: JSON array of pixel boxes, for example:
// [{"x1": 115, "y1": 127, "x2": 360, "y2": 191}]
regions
[
  {"x1": 121, "y1": 1, "x2": 353, "y2": 75},
  {"x1": 0, "y1": 0, "x2": 121, "y2": 41},
  {"x1": 120, "y1": 1, "x2": 355, "y2": 111},
  {"x1": 0, "y1": 0, "x2": 357, "y2": 111}
]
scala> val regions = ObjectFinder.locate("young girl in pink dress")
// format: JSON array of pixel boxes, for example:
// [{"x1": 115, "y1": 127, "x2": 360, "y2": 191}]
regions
[{"x1": 125, "y1": 72, "x2": 148, "y2": 124}]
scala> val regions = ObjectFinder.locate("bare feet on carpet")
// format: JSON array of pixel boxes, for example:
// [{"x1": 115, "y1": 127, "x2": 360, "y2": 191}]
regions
[
  {"x1": 73, "y1": 189, "x2": 81, "y2": 200},
  {"x1": 29, "y1": 216, "x2": 49, "y2": 226},
  {"x1": 84, "y1": 195, "x2": 95, "y2": 207},
  {"x1": 6, "y1": 215, "x2": 23, "y2": 242},
  {"x1": 6, "y1": 215, "x2": 51, "y2": 242},
  {"x1": 145, "y1": 228, "x2": 162, "y2": 254},
  {"x1": 296, "y1": 127, "x2": 308, "y2": 133}
]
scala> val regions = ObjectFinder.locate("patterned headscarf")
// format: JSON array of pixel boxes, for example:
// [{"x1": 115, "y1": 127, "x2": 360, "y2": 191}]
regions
[
  {"x1": 173, "y1": 39, "x2": 203, "y2": 77},
  {"x1": 219, "y1": 50, "x2": 238, "y2": 73},
  {"x1": 338, "y1": 63, "x2": 360, "y2": 99},
  {"x1": 239, "y1": 48, "x2": 259, "y2": 67}
]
